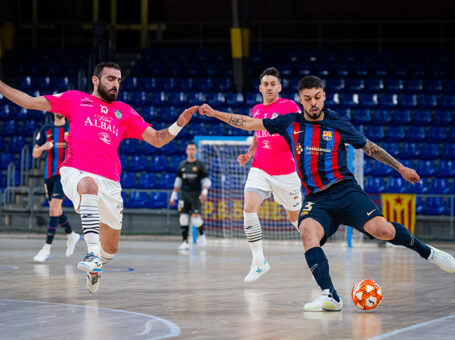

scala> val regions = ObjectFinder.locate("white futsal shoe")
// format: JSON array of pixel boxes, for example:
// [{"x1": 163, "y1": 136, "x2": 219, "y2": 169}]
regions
[
  {"x1": 65, "y1": 232, "x2": 81, "y2": 257},
  {"x1": 77, "y1": 253, "x2": 103, "y2": 294},
  {"x1": 244, "y1": 259, "x2": 270, "y2": 283},
  {"x1": 427, "y1": 246, "x2": 455, "y2": 273},
  {"x1": 198, "y1": 234, "x2": 207, "y2": 247},
  {"x1": 303, "y1": 289, "x2": 343, "y2": 312},
  {"x1": 178, "y1": 241, "x2": 189, "y2": 251},
  {"x1": 33, "y1": 244, "x2": 51, "y2": 262}
]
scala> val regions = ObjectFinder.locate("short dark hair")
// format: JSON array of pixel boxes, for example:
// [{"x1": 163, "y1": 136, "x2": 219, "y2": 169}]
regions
[
  {"x1": 298, "y1": 75, "x2": 323, "y2": 92},
  {"x1": 187, "y1": 141, "x2": 197, "y2": 148},
  {"x1": 260, "y1": 67, "x2": 281, "y2": 82},
  {"x1": 93, "y1": 62, "x2": 121, "y2": 79}
]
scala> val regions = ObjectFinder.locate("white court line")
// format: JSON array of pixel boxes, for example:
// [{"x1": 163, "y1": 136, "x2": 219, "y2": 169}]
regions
[
  {"x1": 0, "y1": 299, "x2": 180, "y2": 340},
  {"x1": 367, "y1": 313, "x2": 455, "y2": 340}
]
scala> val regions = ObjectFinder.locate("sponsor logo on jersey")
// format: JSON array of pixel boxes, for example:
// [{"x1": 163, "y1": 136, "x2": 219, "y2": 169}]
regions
[
  {"x1": 296, "y1": 144, "x2": 303, "y2": 154},
  {"x1": 262, "y1": 140, "x2": 272, "y2": 149},
  {"x1": 271, "y1": 112, "x2": 279, "y2": 119},
  {"x1": 100, "y1": 105, "x2": 109, "y2": 114},
  {"x1": 98, "y1": 132, "x2": 112, "y2": 144},
  {"x1": 81, "y1": 97, "x2": 94, "y2": 106},
  {"x1": 192, "y1": 166, "x2": 198, "y2": 172},
  {"x1": 322, "y1": 130, "x2": 333, "y2": 141},
  {"x1": 115, "y1": 110, "x2": 122, "y2": 119}
]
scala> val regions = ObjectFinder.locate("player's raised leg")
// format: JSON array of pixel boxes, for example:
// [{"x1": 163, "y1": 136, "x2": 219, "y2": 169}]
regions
[{"x1": 243, "y1": 191, "x2": 270, "y2": 283}]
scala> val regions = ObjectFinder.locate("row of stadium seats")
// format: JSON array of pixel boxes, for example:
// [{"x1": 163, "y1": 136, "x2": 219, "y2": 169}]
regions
[
  {"x1": 365, "y1": 159, "x2": 455, "y2": 178},
  {"x1": 364, "y1": 176, "x2": 455, "y2": 195},
  {"x1": 362, "y1": 127, "x2": 455, "y2": 144}
]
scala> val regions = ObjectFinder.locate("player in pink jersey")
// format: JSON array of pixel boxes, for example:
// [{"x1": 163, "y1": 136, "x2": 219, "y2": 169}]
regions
[
  {"x1": 0, "y1": 62, "x2": 198, "y2": 293},
  {"x1": 237, "y1": 67, "x2": 302, "y2": 283}
]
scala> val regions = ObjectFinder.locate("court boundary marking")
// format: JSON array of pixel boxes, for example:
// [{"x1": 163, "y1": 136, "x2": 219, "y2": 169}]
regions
[
  {"x1": 367, "y1": 313, "x2": 455, "y2": 340},
  {"x1": 0, "y1": 298, "x2": 180, "y2": 340}
]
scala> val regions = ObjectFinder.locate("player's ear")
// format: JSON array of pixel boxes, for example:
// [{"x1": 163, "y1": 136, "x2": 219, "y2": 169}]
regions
[
  {"x1": 92, "y1": 75, "x2": 99, "y2": 87},
  {"x1": 278, "y1": 83, "x2": 282, "y2": 93}
]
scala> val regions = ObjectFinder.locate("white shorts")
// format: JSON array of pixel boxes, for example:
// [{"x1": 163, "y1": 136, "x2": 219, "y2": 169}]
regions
[
  {"x1": 244, "y1": 167, "x2": 302, "y2": 211},
  {"x1": 60, "y1": 166, "x2": 123, "y2": 230}
]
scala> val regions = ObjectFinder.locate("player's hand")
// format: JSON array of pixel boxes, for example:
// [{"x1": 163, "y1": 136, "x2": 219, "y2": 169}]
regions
[
  {"x1": 199, "y1": 104, "x2": 215, "y2": 117},
  {"x1": 43, "y1": 141, "x2": 54, "y2": 150},
  {"x1": 170, "y1": 198, "x2": 176, "y2": 206},
  {"x1": 176, "y1": 106, "x2": 199, "y2": 127},
  {"x1": 399, "y1": 166, "x2": 420, "y2": 184},
  {"x1": 199, "y1": 193, "x2": 207, "y2": 203},
  {"x1": 238, "y1": 153, "x2": 252, "y2": 167}
]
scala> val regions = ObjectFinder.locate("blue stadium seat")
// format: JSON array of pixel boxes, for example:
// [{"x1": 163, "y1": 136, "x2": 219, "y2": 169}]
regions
[
  {"x1": 1, "y1": 120, "x2": 17, "y2": 136},
  {"x1": 365, "y1": 79, "x2": 384, "y2": 93},
  {"x1": 131, "y1": 91, "x2": 149, "y2": 107},
  {"x1": 385, "y1": 79, "x2": 404, "y2": 93},
  {"x1": 371, "y1": 109, "x2": 391, "y2": 125},
  {"x1": 0, "y1": 104, "x2": 11, "y2": 119},
  {"x1": 120, "y1": 172, "x2": 137, "y2": 189},
  {"x1": 141, "y1": 77, "x2": 159, "y2": 92},
  {"x1": 207, "y1": 123, "x2": 227, "y2": 136},
  {"x1": 138, "y1": 172, "x2": 158, "y2": 189},
  {"x1": 188, "y1": 123, "x2": 207, "y2": 136},
  {"x1": 359, "y1": 94, "x2": 378, "y2": 108},
  {"x1": 324, "y1": 93, "x2": 339, "y2": 107},
  {"x1": 206, "y1": 92, "x2": 226, "y2": 106},
  {"x1": 432, "y1": 110, "x2": 452, "y2": 126},
  {"x1": 328, "y1": 78, "x2": 346, "y2": 92},
  {"x1": 445, "y1": 81, "x2": 455, "y2": 94},
  {"x1": 415, "y1": 160, "x2": 435, "y2": 177},
  {"x1": 406, "y1": 79, "x2": 424, "y2": 93},
  {"x1": 168, "y1": 92, "x2": 187, "y2": 107},
  {"x1": 440, "y1": 95, "x2": 455, "y2": 109},
  {"x1": 400, "y1": 143, "x2": 420, "y2": 159},
  {"x1": 129, "y1": 155, "x2": 147, "y2": 172},
  {"x1": 149, "y1": 92, "x2": 168, "y2": 107},
  {"x1": 19, "y1": 76, "x2": 34, "y2": 90},
  {"x1": 365, "y1": 125, "x2": 384, "y2": 142},
  {"x1": 415, "y1": 196, "x2": 424, "y2": 215},
  {"x1": 123, "y1": 76, "x2": 139, "y2": 91},
  {"x1": 420, "y1": 95, "x2": 438, "y2": 109},
  {"x1": 119, "y1": 154, "x2": 129, "y2": 170},
  {"x1": 37, "y1": 76, "x2": 53, "y2": 91},
  {"x1": 178, "y1": 78, "x2": 195, "y2": 91},
  {"x1": 379, "y1": 94, "x2": 398, "y2": 108},
  {"x1": 364, "y1": 177, "x2": 385, "y2": 193},
  {"x1": 381, "y1": 142, "x2": 400, "y2": 157},
  {"x1": 118, "y1": 139, "x2": 138, "y2": 155},
  {"x1": 408, "y1": 178, "x2": 428, "y2": 194},
  {"x1": 390, "y1": 110, "x2": 412, "y2": 126},
  {"x1": 340, "y1": 93, "x2": 359, "y2": 108},
  {"x1": 161, "y1": 78, "x2": 177, "y2": 92},
  {"x1": 350, "y1": 109, "x2": 371, "y2": 125},
  {"x1": 363, "y1": 159, "x2": 372, "y2": 176},
  {"x1": 139, "y1": 141, "x2": 158, "y2": 156},
  {"x1": 428, "y1": 178, "x2": 449, "y2": 194},
  {"x1": 195, "y1": 78, "x2": 214, "y2": 92},
  {"x1": 398, "y1": 94, "x2": 418, "y2": 108},
  {"x1": 346, "y1": 79, "x2": 365, "y2": 92},
  {"x1": 116, "y1": 91, "x2": 129, "y2": 103},
  {"x1": 0, "y1": 153, "x2": 15, "y2": 169},
  {"x1": 384, "y1": 177, "x2": 407, "y2": 193},
  {"x1": 214, "y1": 78, "x2": 232, "y2": 92},
  {"x1": 384, "y1": 126, "x2": 405, "y2": 142},
  {"x1": 158, "y1": 173, "x2": 175, "y2": 189},
  {"x1": 412, "y1": 110, "x2": 432, "y2": 126},
  {"x1": 140, "y1": 107, "x2": 158, "y2": 122},
  {"x1": 426, "y1": 127, "x2": 447, "y2": 143},
  {"x1": 8, "y1": 136, "x2": 26, "y2": 153},
  {"x1": 161, "y1": 142, "x2": 178, "y2": 155},
  {"x1": 125, "y1": 191, "x2": 148, "y2": 208},
  {"x1": 440, "y1": 144, "x2": 455, "y2": 160},
  {"x1": 370, "y1": 162, "x2": 393, "y2": 176},
  {"x1": 422, "y1": 197, "x2": 445, "y2": 215},
  {"x1": 425, "y1": 79, "x2": 443, "y2": 94},
  {"x1": 147, "y1": 155, "x2": 168, "y2": 172},
  {"x1": 419, "y1": 143, "x2": 440, "y2": 160},
  {"x1": 16, "y1": 108, "x2": 29, "y2": 120},
  {"x1": 146, "y1": 192, "x2": 168, "y2": 209},
  {"x1": 336, "y1": 108, "x2": 351, "y2": 120},
  {"x1": 187, "y1": 92, "x2": 207, "y2": 103},
  {"x1": 159, "y1": 106, "x2": 179, "y2": 123},
  {"x1": 55, "y1": 76, "x2": 70, "y2": 92},
  {"x1": 405, "y1": 126, "x2": 426, "y2": 142},
  {"x1": 225, "y1": 92, "x2": 244, "y2": 107},
  {"x1": 167, "y1": 157, "x2": 182, "y2": 172},
  {"x1": 245, "y1": 92, "x2": 263, "y2": 106},
  {"x1": 436, "y1": 160, "x2": 455, "y2": 178}
]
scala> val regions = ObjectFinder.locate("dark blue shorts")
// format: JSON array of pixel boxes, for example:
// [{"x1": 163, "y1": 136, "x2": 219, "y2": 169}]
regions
[
  {"x1": 298, "y1": 179, "x2": 383, "y2": 246},
  {"x1": 44, "y1": 175, "x2": 65, "y2": 200}
]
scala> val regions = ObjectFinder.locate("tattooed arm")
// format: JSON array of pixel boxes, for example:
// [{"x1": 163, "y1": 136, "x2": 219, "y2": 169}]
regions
[
  {"x1": 199, "y1": 103, "x2": 266, "y2": 131},
  {"x1": 142, "y1": 106, "x2": 198, "y2": 147},
  {"x1": 362, "y1": 139, "x2": 420, "y2": 184}
]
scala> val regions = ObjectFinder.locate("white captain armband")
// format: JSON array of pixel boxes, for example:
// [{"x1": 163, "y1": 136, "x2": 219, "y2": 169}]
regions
[{"x1": 168, "y1": 122, "x2": 183, "y2": 136}]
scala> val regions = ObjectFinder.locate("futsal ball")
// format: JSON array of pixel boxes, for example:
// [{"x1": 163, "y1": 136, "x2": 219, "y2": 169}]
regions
[{"x1": 351, "y1": 279, "x2": 383, "y2": 310}]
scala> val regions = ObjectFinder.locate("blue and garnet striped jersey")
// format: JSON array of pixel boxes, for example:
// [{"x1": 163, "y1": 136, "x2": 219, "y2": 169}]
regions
[
  {"x1": 263, "y1": 109, "x2": 367, "y2": 195},
  {"x1": 35, "y1": 122, "x2": 70, "y2": 179}
]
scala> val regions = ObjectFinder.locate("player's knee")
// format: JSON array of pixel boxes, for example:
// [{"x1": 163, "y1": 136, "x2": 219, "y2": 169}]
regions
[
  {"x1": 243, "y1": 205, "x2": 258, "y2": 213},
  {"x1": 77, "y1": 177, "x2": 98, "y2": 195},
  {"x1": 192, "y1": 215, "x2": 203, "y2": 227},
  {"x1": 180, "y1": 213, "x2": 189, "y2": 226},
  {"x1": 374, "y1": 222, "x2": 396, "y2": 240}
]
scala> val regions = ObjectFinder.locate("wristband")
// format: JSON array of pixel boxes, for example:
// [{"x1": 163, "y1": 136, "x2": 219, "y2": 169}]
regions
[
  {"x1": 202, "y1": 188, "x2": 208, "y2": 196},
  {"x1": 170, "y1": 191, "x2": 178, "y2": 202},
  {"x1": 168, "y1": 122, "x2": 182, "y2": 136}
]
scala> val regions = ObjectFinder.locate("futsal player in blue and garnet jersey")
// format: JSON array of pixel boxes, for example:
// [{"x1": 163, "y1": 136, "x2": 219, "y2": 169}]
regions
[
  {"x1": 200, "y1": 75, "x2": 455, "y2": 312},
  {"x1": 32, "y1": 112, "x2": 81, "y2": 262}
]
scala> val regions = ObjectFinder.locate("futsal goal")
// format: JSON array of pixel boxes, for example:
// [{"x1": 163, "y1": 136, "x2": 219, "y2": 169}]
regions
[{"x1": 195, "y1": 136, "x2": 365, "y2": 247}]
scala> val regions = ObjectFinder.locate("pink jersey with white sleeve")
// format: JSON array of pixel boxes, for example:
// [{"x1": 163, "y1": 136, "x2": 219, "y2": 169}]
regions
[
  {"x1": 251, "y1": 98, "x2": 301, "y2": 175},
  {"x1": 44, "y1": 90, "x2": 150, "y2": 182}
]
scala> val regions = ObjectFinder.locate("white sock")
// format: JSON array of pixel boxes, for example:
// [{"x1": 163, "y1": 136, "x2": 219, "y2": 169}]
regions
[
  {"x1": 43, "y1": 243, "x2": 52, "y2": 251},
  {"x1": 244, "y1": 212, "x2": 264, "y2": 264},
  {"x1": 101, "y1": 248, "x2": 115, "y2": 265},
  {"x1": 80, "y1": 194, "x2": 100, "y2": 257}
]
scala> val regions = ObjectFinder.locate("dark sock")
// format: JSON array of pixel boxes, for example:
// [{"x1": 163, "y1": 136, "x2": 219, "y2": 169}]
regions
[
  {"x1": 181, "y1": 225, "x2": 189, "y2": 242},
  {"x1": 59, "y1": 214, "x2": 73, "y2": 234},
  {"x1": 305, "y1": 247, "x2": 340, "y2": 302},
  {"x1": 388, "y1": 222, "x2": 431, "y2": 259},
  {"x1": 46, "y1": 216, "x2": 60, "y2": 244},
  {"x1": 198, "y1": 224, "x2": 204, "y2": 236}
]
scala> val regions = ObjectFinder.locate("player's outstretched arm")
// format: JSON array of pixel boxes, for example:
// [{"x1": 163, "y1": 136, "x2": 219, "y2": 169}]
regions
[
  {"x1": 238, "y1": 135, "x2": 257, "y2": 166},
  {"x1": 0, "y1": 80, "x2": 51, "y2": 111},
  {"x1": 199, "y1": 104, "x2": 266, "y2": 131},
  {"x1": 142, "y1": 106, "x2": 198, "y2": 148},
  {"x1": 362, "y1": 139, "x2": 420, "y2": 184}
]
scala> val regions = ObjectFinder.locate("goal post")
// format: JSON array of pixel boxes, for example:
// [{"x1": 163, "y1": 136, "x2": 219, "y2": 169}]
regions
[{"x1": 195, "y1": 136, "x2": 365, "y2": 246}]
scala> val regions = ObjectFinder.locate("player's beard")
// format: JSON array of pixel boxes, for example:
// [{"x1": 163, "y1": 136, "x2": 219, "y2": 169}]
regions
[
  {"x1": 98, "y1": 82, "x2": 118, "y2": 102},
  {"x1": 306, "y1": 106, "x2": 323, "y2": 120},
  {"x1": 55, "y1": 113, "x2": 64, "y2": 119}
]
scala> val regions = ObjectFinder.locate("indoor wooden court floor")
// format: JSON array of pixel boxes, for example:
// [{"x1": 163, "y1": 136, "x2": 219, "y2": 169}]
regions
[{"x1": 0, "y1": 234, "x2": 454, "y2": 340}]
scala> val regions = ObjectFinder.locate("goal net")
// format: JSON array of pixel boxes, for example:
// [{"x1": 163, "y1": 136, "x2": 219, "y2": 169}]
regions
[{"x1": 196, "y1": 136, "x2": 365, "y2": 246}]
